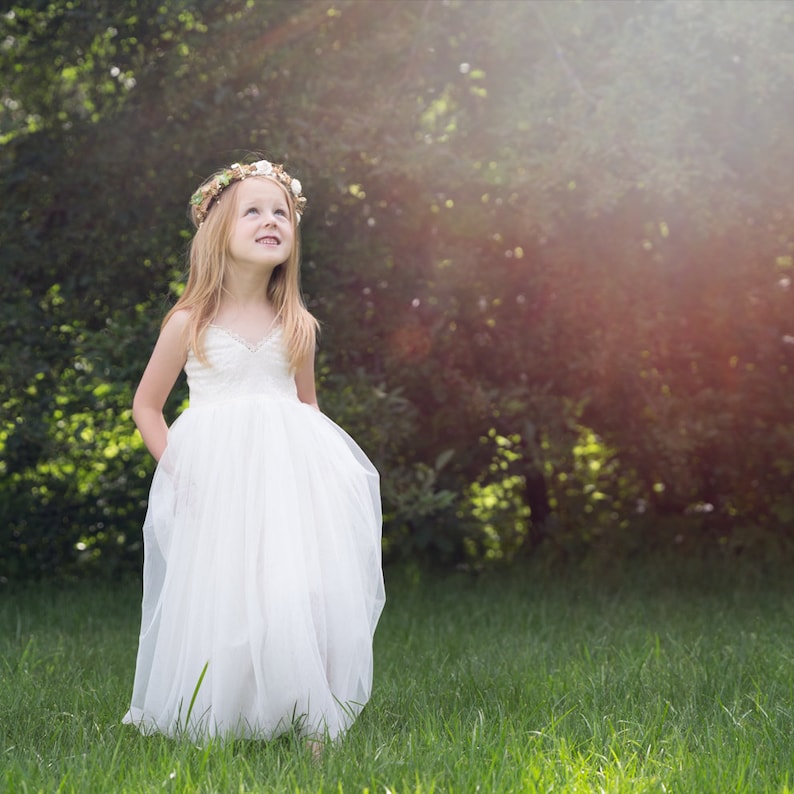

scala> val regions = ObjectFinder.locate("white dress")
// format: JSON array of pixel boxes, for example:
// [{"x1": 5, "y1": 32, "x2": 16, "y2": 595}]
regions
[{"x1": 122, "y1": 325, "x2": 385, "y2": 741}]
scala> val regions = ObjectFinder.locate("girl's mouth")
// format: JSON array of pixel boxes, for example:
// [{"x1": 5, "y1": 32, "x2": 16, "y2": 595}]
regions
[{"x1": 256, "y1": 235, "x2": 280, "y2": 246}]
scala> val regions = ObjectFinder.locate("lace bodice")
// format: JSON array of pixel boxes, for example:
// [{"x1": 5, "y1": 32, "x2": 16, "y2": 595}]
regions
[{"x1": 185, "y1": 325, "x2": 298, "y2": 407}]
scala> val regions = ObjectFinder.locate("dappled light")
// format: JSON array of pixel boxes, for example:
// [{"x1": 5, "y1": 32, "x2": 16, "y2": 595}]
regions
[{"x1": 1, "y1": 0, "x2": 793, "y2": 578}]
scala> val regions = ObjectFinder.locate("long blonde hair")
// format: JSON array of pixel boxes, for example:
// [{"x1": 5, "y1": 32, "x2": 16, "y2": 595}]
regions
[{"x1": 163, "y1": 175, "x2": 318, "y2": 371}]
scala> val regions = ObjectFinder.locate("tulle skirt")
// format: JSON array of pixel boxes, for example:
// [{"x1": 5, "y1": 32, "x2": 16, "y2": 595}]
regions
[{"x1": 122, "y1": 396, "x2": 384, "y2": 742}]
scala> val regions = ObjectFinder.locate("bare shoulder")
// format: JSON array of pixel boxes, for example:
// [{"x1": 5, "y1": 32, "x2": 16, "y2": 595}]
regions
[
  {"x1": 154, "y1": 308, "x2": 192, "y2": 359},
  {"x1": 163, "y1": 308, "x2": 192, "y2": 333}
]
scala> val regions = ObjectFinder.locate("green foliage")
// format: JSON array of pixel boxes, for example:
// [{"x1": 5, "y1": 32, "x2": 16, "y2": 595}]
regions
[
  {"x1": 2, "y1": 0, "x2": 794, "y2": 577},
  {"x1": 0, "y1": 307, "x2": 159, "y2": 579}
]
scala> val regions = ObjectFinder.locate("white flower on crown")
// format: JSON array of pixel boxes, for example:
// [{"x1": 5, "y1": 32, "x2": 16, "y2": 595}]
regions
[
  {"x1": 253, "y1": 160, "x2": 274, "y2": 176},
  {"x1": 290, "y1": 178, "x2": 302, "y2": 196}
]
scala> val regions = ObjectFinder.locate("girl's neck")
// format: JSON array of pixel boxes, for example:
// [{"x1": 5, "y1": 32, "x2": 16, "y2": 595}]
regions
[
  {"x1": 222, "y1": 261, "x2": 277, "y2": 303},
  {"x1": 213, "y1": 262, "x2": 279, "y2": 332}
]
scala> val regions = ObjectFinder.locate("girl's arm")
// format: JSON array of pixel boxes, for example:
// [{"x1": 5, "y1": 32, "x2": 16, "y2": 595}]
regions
[
  {"x1": 295, "y1": 346, "x2": 320, "y2": 411},
  {"x1": 132, "y1": 310, "x2": 190, "y2": 461}
]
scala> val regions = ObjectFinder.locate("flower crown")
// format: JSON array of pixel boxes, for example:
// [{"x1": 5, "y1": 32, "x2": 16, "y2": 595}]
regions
[{"x1": 190, "y1": 159, "x2": 306, "y2": 227}]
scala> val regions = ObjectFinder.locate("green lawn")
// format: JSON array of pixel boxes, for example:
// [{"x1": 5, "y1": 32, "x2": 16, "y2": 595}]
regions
[{"x1": 2, "y1": 561, "x2": 794, "y2": 793}]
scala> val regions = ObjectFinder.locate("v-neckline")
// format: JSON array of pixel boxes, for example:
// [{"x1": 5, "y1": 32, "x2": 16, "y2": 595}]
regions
[{"x1": 209, "y1": 324, "x2": 280, "y2": 352}]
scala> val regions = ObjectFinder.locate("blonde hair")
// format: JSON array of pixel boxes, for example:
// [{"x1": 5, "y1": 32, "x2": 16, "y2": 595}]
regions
[{"x1": 163, "y1": 174, "x2": 319, "y2": 372}]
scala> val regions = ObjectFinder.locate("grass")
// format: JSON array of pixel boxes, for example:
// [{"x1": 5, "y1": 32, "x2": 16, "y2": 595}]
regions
[{"x1": 2, "y1": 560, "x2": 794, "y2": 792}]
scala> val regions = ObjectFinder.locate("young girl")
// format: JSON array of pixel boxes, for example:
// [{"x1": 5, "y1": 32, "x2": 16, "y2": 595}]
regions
[{"x1": 122, "y1": 159, "x2": 385, "y2": 747}]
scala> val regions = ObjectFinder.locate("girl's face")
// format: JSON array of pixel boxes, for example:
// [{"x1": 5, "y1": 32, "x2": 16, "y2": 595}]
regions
[{"x1": 227, "y1": 178, "x2": 294, "y2": 271}]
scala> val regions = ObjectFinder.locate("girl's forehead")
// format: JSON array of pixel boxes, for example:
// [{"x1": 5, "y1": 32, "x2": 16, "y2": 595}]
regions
[{"x1": 237, "y1": 177, "x2": 290, "y2": 204}]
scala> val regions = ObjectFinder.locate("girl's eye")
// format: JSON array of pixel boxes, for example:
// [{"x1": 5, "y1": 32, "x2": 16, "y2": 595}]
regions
[
  {"x1": 245, "y1": 207, "x2": 259, "y2": 216},
  {"x1": 275, "y1": 208, "x2": 287, "y2": 217}
]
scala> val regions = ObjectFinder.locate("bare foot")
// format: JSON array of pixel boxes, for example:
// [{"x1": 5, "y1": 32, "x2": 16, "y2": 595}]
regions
[{"x1": 306, "y1": 739, "x2": 324, "y2": 762}]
